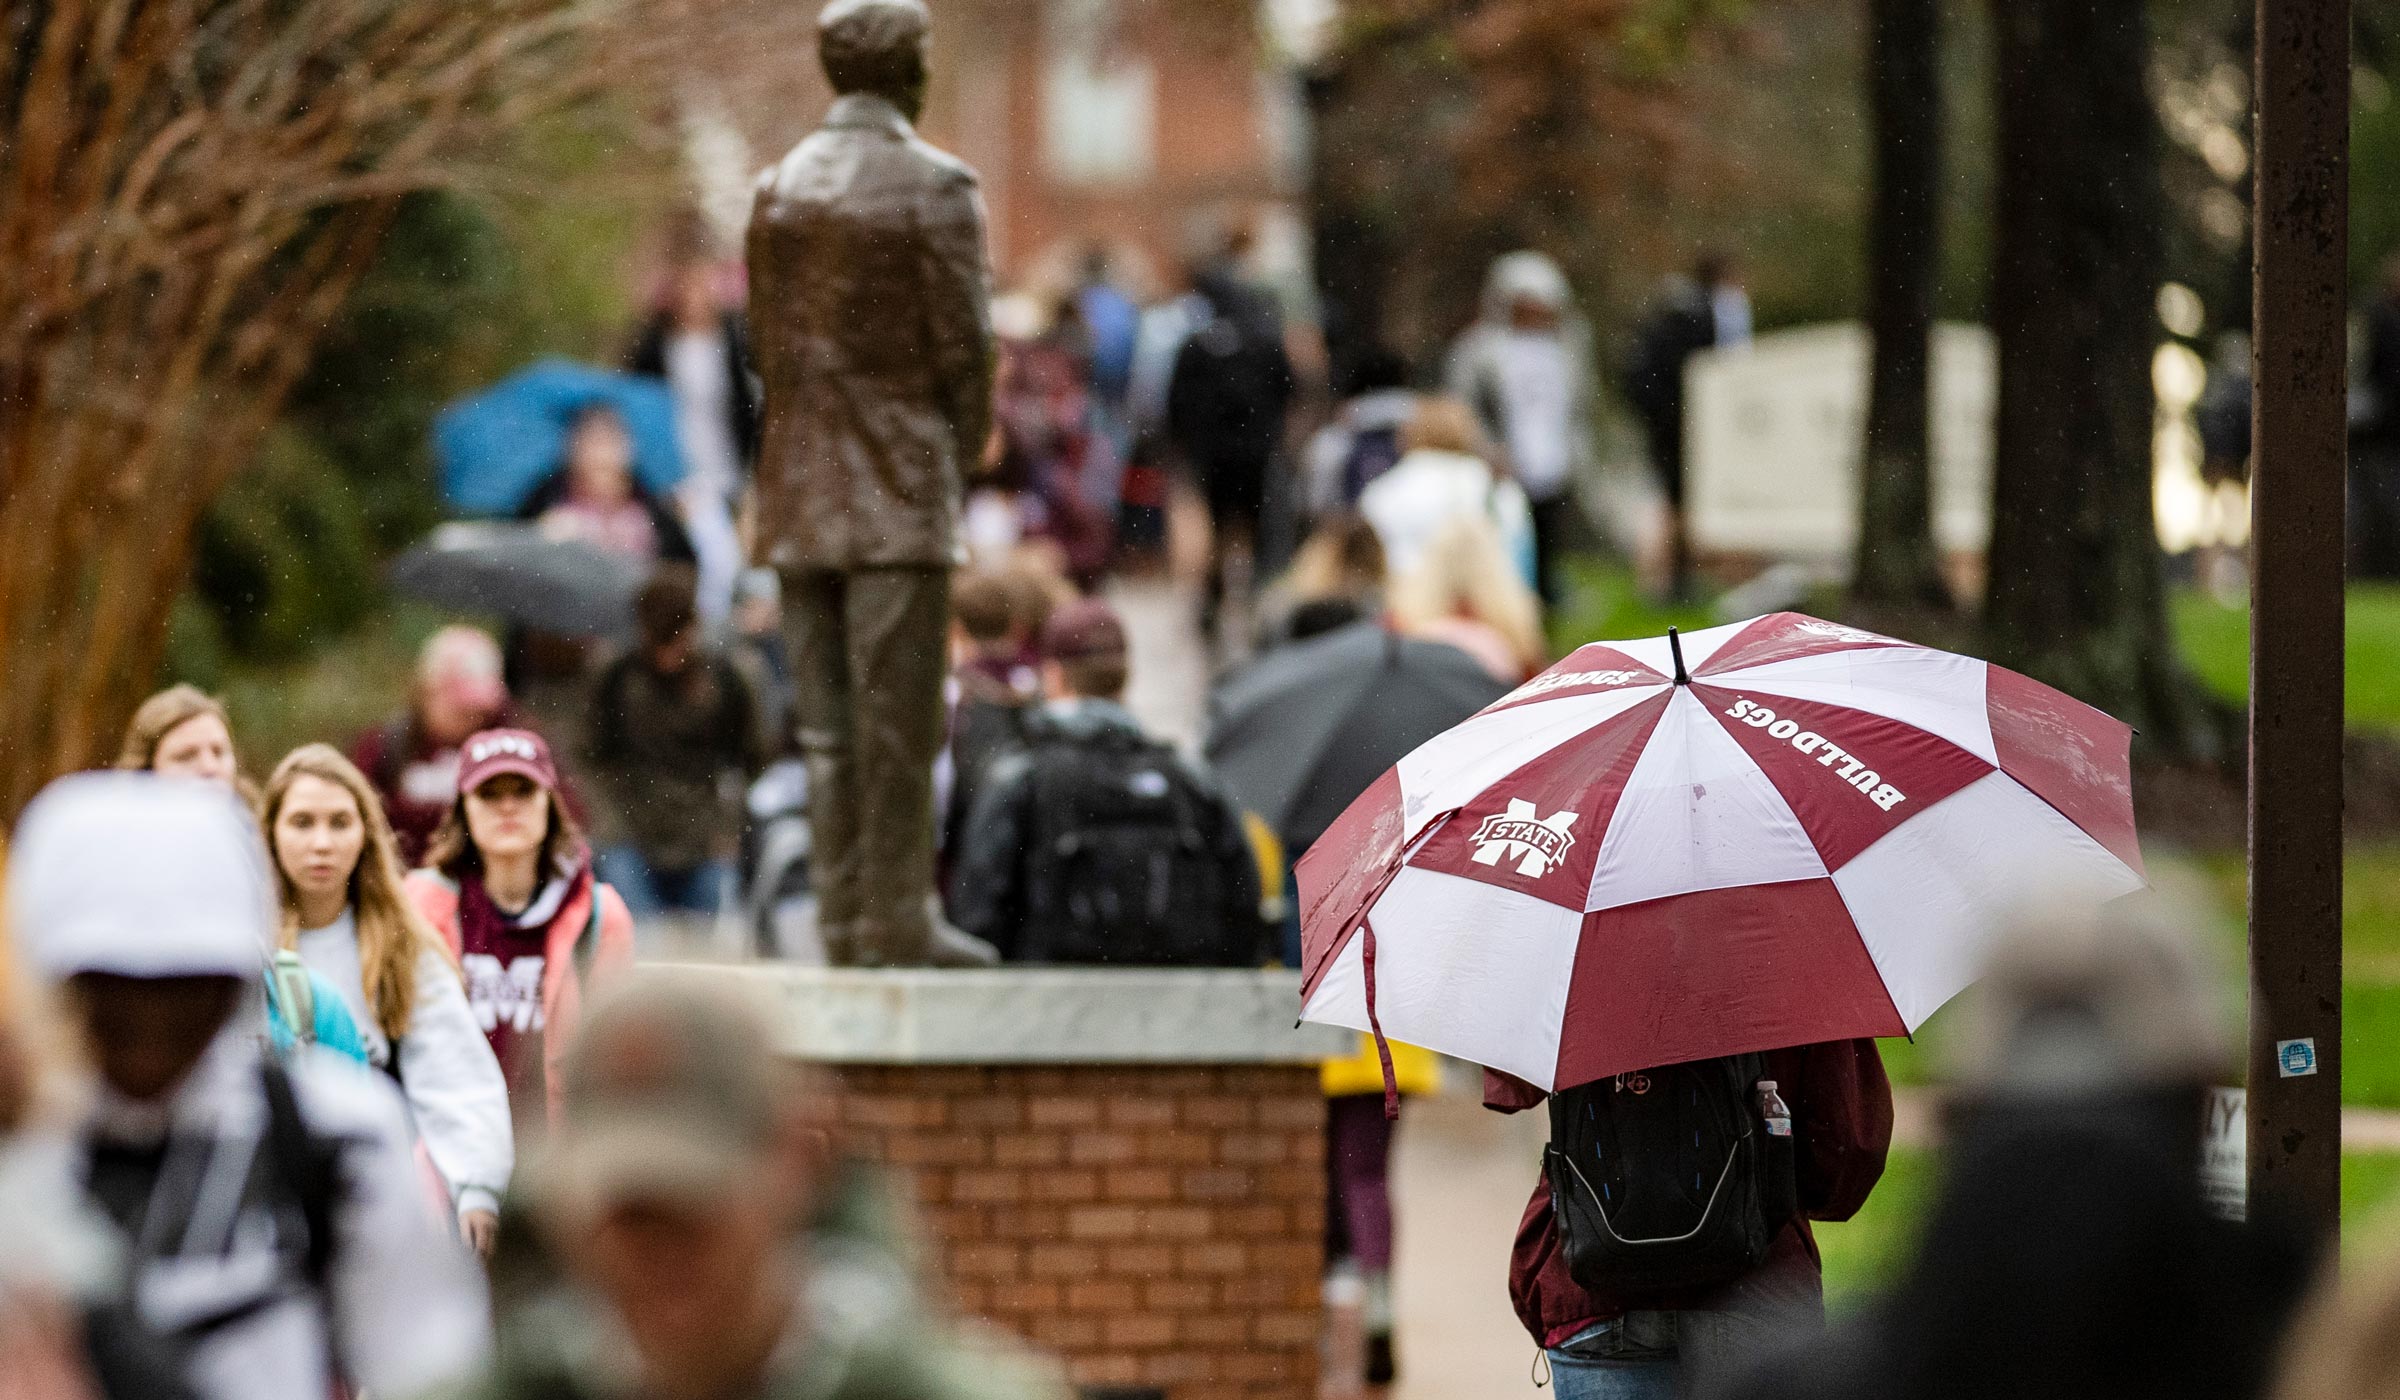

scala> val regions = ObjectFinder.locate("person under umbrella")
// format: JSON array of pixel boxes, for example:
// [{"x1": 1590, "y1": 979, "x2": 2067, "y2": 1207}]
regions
[{"x1": 1297, "y1": 612, "x2": 2150, "y2": 1392}]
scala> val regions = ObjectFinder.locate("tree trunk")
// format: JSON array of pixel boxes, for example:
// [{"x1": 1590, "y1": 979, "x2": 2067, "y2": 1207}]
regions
[
  {"x1": 1982, "y1": 0, "x2": 2207, "y2": 754},
  {"x1": 1852, "y1": 0, "x2": 1950, "y2": 610}
]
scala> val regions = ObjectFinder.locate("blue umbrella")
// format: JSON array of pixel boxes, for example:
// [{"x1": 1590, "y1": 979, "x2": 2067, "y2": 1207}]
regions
[{"x1": 434, "y1": 357, "x2": 686, "y2": 515}]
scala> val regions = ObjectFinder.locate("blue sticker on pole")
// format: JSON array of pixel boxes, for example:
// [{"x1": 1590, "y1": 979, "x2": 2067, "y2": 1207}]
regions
[{"x1": 2277, "y1": 1038, "x2": 2319, "y2": 1078}]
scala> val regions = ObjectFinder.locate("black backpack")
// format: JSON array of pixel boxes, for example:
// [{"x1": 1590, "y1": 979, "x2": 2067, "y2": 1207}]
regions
[
  {"x1": 1543, "y1": 1053, "x2": 1798, "y2": 1296},
  {"x1": 1015, "y1": 725, "x2": 1252, "y2": 968}
]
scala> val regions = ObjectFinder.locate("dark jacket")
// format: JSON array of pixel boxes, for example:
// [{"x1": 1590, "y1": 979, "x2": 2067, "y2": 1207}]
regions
[
  {"x1": 947, "y1": 700, "x2": 1262, "y2": 964},
  {"x1": 1707, "y1": 1093, "x2": 2309, "y2": 1400},
  {"x1": 624, "y1": 309, "x2": 761, "y2": 467},
  {"x1": 746, "y1": 93, "x2": 996, "y2": 571},
  {"x1": 586, "y1": 647, "x2": 767, "y2": 871},
  {"x1": 1490, "y1": 1039, "x2": 1893, "y2": 1348}
]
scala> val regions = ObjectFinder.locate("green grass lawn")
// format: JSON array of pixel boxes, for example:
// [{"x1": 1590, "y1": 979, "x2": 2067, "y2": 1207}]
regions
[
  {"x1": 1818, "y1": 1147, "x2": 2400, "y2": 1301},
  {"x1": 2174, "y1": 583, "x2": 2400, "y2": 732}
]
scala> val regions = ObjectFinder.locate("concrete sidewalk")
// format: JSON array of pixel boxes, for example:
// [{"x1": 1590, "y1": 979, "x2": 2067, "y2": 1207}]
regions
[{"x1": 1378, "y1": 1092, "x2": 1549, "y2": 1399}]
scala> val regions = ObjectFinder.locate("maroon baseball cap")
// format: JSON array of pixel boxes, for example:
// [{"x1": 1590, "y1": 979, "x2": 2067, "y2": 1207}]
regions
[
  {"x1": 456, "y1": 728, "x2": 560, "y2": 797},
  {"x1": 1040, "y1": 596, "x2": 1128, "y2": 663}
]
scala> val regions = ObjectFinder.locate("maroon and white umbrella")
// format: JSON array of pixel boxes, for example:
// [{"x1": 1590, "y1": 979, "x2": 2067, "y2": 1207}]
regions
[{"x1": 1296, "y1": 612, "x2": 2146, "y2": 1094}]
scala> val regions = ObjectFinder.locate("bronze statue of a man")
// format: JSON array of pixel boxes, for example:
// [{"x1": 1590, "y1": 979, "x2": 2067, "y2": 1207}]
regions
[{"x1": 747, "y1": 0, "x2": 997, "y2": 966}]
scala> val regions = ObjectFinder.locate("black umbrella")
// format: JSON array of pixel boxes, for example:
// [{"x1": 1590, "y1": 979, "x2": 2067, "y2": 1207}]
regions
[
  {"x1": 1204, "y1": 621, "x2": 1511, "y2": 854},
  {"x1": 388, "y1": 522, "x2": 646, "y2": 637}
]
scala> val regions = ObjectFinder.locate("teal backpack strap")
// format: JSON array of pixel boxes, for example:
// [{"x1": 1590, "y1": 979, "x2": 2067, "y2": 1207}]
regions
[{"x1": 266, "y1": 950, "x2": 317, "y2": 1048}]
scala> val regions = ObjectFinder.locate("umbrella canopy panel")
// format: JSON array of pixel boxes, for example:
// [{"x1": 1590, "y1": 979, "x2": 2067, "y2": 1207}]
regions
[
  {"x1": 435, "y1": 358, "x2": 686, "y2": 516},
  {"x1": 1297, "y1": 613, "x2": 2147, "y2": 1092},
  {"x1": 1205, "y1": 622, "x2": 1509, "y2": 850}
]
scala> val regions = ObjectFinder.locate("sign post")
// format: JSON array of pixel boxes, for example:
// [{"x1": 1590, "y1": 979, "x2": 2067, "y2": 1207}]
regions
[{"x1": 2247, "y1": 0, "x2": 2349, "y2": 1236}]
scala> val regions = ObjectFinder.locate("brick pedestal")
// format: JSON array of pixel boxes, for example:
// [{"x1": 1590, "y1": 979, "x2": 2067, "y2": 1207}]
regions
[
  {"x1": 840, "y1": 1065, "x2": 1324, "y2": 1399},
  {"x1": 688, "y1": 966, "x2": 1351, "y2": 1400}
]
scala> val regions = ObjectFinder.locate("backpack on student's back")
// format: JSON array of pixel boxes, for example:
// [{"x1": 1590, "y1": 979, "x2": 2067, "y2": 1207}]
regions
[
  {"x1": 1338, "y1": 422, "x2": 1405, "y2": 508},
  {"x1": 1543, "y1": 1053, "x2": 1798, "y2": 1295},
  {"x1": 1016, "y1": 726, "x2": 1252, "y2": 968}
]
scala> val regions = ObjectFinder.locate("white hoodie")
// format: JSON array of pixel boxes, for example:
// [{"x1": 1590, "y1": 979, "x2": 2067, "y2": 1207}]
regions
[
  {"x1": 298, "y1": 909, "x2": 513, "y2": 1221},
  {"x1": 1359, "y1": 446, "x2": 1538, "y2": 583},
  {"x1": 77, "y1": 1028, "x2": 490, "y2": 1400}
]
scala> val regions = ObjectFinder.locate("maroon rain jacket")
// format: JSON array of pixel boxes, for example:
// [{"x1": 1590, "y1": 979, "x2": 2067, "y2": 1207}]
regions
[{"x1": 1489, "y1": 1039, "x2": 1893, "y2": 1348}]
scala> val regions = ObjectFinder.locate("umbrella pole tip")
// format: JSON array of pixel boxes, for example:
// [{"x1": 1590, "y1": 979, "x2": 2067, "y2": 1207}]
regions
[{"x1": 1667, "y1": 626, "x2": 1691, "y2": 686}]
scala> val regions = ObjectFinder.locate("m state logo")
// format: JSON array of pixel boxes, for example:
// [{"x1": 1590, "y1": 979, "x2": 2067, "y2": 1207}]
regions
[{"x1": 1470, "y1": 799, "x2": 1579, "y2": 878}]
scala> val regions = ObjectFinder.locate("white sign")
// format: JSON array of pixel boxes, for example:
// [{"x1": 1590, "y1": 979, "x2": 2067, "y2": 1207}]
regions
[
  {"x1": 1684, "y1": 322, "x2": 1996, "y2": 560},
  {"x1": 2201, "y1": 1086, "x2": 2245, "y2": 1222},
  {"x1": 2277, "y1": 1037, "x2": 2320, "y2": 1078}
]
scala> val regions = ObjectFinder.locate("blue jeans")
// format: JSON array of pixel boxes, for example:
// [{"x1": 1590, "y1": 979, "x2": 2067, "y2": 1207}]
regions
[
  {"x1": 1546, "y1": 1307, "x2": 1791, "y2": 1400},
  {"x1": 597, "y1": 845, "x2": 736, "y2": 918},
  {"x1": 1547, "y1": 1315, "x2": 1678, "y2": 1400}
]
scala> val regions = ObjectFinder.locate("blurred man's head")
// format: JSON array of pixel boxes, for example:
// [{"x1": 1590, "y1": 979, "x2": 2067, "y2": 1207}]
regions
[
  {"x1": 818, "y1": 0, "x2": 931, "y2": 119},
  {"x1": 8, "y1": 774, "x2": 271, "y2": 1101},
  {"x1": 636, "y1": 564, "x2": 702, "y2": 675},
  {"x1": 415, "y1": 625, "x2": 508, "y2": 747},
  {"x1": 1949, "y1": 887, "x2": 2232, "y2": 1102},
  {"x1": 536, "y1": 976, "x2": 826, "y2": 1394},
  {"x1": 950, "y1": 569, "x2": 1023, "y2": 661},
  {"x1": 1039, "y1": 597, "x2": 1129, "y2": 703}
]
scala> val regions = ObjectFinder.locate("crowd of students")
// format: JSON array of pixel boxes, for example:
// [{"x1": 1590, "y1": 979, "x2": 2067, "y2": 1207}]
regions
[{"x1": 0, "y1": 682, "x2": 1054, "y2": 1398}]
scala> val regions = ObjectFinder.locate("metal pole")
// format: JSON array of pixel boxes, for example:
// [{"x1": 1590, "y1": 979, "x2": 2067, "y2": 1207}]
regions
[{"x1": 2248, "y1": 0, "x2": 2348, "y2": 1237}]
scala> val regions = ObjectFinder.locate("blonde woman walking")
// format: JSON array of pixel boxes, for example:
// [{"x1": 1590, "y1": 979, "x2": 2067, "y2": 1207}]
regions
[{"x1": 260, "y1": 746, "x2": 511, "y2": 1253}]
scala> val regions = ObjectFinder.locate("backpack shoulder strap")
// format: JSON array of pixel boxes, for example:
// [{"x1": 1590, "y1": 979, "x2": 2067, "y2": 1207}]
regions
[
  {"x1": 256, "y1": 1060, "x2": 338, "y2": 1295},
  {"x1": 265, "y1": 951, "x2": 316, "y2": 1048},
  {"x1": 574, "y1": 885, "x2": 607, "y2": 980}
]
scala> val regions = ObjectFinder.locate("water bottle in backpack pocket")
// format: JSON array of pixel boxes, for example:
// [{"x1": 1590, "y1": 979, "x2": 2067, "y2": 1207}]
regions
[{"x1": 1542, "y1": 1053, "x2": 1800, "y2": 1295}]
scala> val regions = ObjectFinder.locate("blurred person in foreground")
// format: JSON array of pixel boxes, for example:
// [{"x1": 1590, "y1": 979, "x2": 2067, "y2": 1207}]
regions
[
  {"x1": 586, "y1": 563, "x2": 768, "y2": 920},
  {"x1": 0, "y1": 838, "x2": 198, "y2": 1400},
  {"x1": 353, "y1": 626, "x2": 523, "y2": 864},
  {"x1": 1712, "y1": 894, "x2": 2308, "y2": 1400},
  {"x1": 948, "y1": 597, "x2": 1266, "y2": 967},
  {"x1": 8, "y1": 773, "x2": 488, "y2": 1400},
  {"x1": 1448, "y1": 253, "x2": 1596, "y2": 607},
  {"x1": 451, "y1": 973, "x2": 1062, "y2": 1400},
  {"x1": 118, "y1": 686, "x2": 369, "y2": 1064}
]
